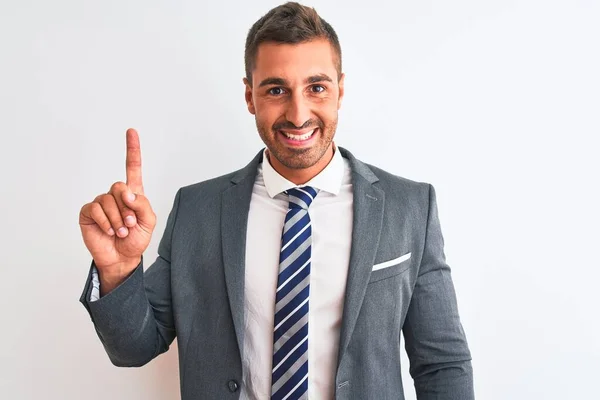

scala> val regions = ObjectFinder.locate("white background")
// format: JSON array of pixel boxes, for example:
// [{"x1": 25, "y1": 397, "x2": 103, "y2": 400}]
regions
[{"x1": 1, "y1": 0, "x2": 598, "y2": 399}]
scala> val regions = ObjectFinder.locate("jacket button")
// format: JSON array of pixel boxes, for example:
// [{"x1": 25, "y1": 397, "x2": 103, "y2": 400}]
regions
[{"x1": 228, "y1": 380, "x2": 239, "y2": 392}]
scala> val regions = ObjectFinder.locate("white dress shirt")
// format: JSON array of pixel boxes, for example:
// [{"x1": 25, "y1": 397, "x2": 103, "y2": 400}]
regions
[
  {"x1": 90, "y1": 145, "x2": 354, "y2": 399},
  {"x1": 241, "y1": 146, "x2": 353, "y2": 399}
]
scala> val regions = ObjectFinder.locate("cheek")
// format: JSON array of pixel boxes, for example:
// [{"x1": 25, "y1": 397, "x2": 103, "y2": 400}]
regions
[
  {"x1": 313, "y1": 103, "x2": 338, "y2": 124},
  {"x1": 255, "y1": 100, "x2": 286, "y2": 124}
]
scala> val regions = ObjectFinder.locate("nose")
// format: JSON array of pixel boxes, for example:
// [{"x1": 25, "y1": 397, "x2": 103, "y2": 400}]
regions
[{"x1": 285, "y1": 93, "x2": 311, "y2": 128}]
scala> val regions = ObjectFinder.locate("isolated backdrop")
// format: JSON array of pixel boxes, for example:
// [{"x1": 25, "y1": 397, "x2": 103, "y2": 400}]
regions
[{"x1": 1, "y1": 0, "x2": 598, "y2": 399}]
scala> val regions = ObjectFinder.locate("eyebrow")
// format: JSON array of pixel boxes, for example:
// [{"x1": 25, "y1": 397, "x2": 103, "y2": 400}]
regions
[
  {"x1": 258, "y1": 74, "x2": 334, "y2": 88},
  {"x1": 258, "y1": 77, "x2": 287, "y2": 87},
  {"x1": 306, "y1": 74, "x2": 333, "y2": 84}
]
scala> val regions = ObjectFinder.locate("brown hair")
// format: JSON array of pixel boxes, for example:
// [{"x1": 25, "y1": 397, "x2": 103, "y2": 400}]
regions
[{"x1": 244, "y1": 2, "x2": 342, "y2": 85}]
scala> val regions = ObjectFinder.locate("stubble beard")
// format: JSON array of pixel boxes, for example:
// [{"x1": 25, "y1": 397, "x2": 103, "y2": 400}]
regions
[{"x1": 256, "y1": 117, "x2": 338, "y2": 170}]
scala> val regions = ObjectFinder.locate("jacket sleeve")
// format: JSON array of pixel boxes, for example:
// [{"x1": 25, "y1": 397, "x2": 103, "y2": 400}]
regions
[
  {"x1": 402, "y1": 184, "x2": 474, "y2": 399},
  {"x1": 79, "y1": 188, "x2": 182, "y2": 367}
]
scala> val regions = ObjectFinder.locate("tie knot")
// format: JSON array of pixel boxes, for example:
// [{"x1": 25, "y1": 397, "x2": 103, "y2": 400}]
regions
[{"x1": 286, "y1": 186, "x2": 318, "y2": 209}]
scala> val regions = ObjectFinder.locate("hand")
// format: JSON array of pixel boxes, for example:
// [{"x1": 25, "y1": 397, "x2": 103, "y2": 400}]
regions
[{"x1": 79, "y1": 129, "x2": 156, "y2": 291}]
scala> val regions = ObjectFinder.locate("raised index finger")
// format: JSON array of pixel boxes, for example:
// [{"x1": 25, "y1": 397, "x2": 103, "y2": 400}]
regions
[{"x1": 125, "y1": 128, "x2": 144, "y2": 194}]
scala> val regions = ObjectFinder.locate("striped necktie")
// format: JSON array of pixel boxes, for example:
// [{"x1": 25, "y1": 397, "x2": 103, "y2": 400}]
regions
[{"x1": 271, "y1": 186, "x2": 319, "y2": 400}]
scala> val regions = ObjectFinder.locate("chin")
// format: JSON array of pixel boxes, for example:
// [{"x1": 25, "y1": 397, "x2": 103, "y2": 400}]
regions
[{"x1": 275, "y1": 145, "x2": 329, "y2": 170}]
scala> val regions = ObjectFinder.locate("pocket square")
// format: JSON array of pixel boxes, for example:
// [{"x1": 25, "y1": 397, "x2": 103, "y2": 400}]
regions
[{"x1": 372, "y1": 252, "x2": 412, "y2": 271}]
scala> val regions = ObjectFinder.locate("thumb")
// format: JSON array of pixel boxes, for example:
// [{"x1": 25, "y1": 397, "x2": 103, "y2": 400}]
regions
[{"x1": 122, "y1": 189, "x2": 155, "y2": 227}]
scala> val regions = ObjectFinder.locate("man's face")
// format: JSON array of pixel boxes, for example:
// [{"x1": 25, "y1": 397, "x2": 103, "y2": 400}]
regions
[{"x1": 244, "y1": 39, "x2": 345, "y2": 171}]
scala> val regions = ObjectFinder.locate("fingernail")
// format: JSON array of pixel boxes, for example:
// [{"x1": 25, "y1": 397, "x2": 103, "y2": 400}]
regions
[
  {"x1": 127, "y1": 191, "x2": 136, "y2": 202},
  {"x1": 108, "y1": 228, "x2": 115, "y2": 236},
  {"x1": 118, "y1": 227, "x2": 128, "y2": 237},
  {"x1": 125, "y1": 215, "x2": 135, "y2": 226}
]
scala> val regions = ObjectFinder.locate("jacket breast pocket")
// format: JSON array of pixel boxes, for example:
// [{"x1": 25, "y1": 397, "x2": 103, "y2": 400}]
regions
[{"x1": 368, "y1": 252, "x2": 412, "y2": 283}]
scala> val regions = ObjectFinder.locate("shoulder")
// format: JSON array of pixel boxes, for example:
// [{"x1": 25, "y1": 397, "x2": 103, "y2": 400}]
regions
[
  {"x1": 175, "y1": 150, "x2": 263, "y2": 205},
  {"x1": 181, "y1": 170, "x2": 239, "y2": 193},
  {"x1": 176, "y1": 169, "x2": 245, "y2": 206},
  {"x1": 341, "y1": 147, "x2": 433, "y2": 204},
  {"x1": 354, "y1": 160, "x2": 440, "y2": 225},
  {"x1": 366, "y1": 162, "x2": 430, "y2": 192},
  {"x1": 367, "y1": 162, "x2": 433, "y2": 208}
]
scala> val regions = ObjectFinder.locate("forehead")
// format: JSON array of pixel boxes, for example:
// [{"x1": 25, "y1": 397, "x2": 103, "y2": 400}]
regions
[{"x1": 253, "y1": 39, "x2": 337, "y2": 84}]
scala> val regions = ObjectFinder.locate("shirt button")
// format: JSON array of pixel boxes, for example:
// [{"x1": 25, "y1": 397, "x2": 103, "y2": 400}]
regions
[{"x1": 227, "y1": 380, "x2": 239, "y2": 392}]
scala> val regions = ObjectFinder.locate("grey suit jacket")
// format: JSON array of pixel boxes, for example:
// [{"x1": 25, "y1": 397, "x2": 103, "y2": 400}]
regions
[{"x1": 79, "y1": 147, "x2": 473, "y2": 399}]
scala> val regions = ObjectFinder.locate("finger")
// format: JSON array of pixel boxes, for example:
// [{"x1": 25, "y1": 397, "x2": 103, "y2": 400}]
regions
[
  {"x1": 125, "y1": 128, "x2": 144, "y2": 195},
  {"x1": 96, "y1": 193, "x2": 129, "y2": 238},
  {"x1": 109, "y1": 182, "x2": 138, "y2": 229},
  {"x1": 121, "y1": 190, "x2": 156, "y2": 232},
  {"x1": 80, "y1": 202, "x2": 115, "y2": 236}
]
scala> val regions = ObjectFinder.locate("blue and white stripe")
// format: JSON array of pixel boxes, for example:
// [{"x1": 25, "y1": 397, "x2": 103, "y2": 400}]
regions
[{"x1": 271, "y1": 186, "x2": 318, "y2": 400}]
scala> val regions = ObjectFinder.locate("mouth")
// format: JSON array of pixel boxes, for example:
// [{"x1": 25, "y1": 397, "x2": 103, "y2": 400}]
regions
[{"x1": 278, "y1": 128, "x2": 318, "y2": 146}]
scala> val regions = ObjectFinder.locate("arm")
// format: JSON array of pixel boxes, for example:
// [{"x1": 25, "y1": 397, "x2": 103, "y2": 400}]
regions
[
  {"x1": 79, "y1": 189, "x2": 181, "y2": 367},
  {"x1": 402, "y1": 184, "x2": 474, "y2": 399}
]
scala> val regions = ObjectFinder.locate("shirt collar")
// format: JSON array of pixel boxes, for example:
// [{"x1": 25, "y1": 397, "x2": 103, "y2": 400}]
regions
[{"x1": 261, "y1": 144, "x2": 345, "y2": 198}]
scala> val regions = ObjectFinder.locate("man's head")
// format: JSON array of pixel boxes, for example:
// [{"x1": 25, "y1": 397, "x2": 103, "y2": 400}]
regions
[{"x1": 243, "y1": 2, "x2": 344, "y2": 179}]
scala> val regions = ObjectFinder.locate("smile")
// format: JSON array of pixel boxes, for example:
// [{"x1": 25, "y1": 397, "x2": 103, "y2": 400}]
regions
[{"x1": 279, "y1": 129, "x2": 317, "y2": 142}]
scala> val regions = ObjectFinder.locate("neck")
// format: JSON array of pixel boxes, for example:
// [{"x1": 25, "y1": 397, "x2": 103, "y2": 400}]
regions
[{"x1": 268, "y1": 144, "x2": 335, "y2": 185}]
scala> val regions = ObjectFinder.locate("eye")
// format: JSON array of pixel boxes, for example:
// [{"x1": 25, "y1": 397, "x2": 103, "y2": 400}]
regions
[
  {"x1": 268, "y1": 87, "x2": 286, "y2": 96},
  {"x1": 311, "y1": 85, "x2": 326, "y2": 93}
]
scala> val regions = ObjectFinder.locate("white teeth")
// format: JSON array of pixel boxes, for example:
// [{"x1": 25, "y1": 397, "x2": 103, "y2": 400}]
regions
[{"x1": 281, "y1": 129, "x2": 316, "y2": 141}]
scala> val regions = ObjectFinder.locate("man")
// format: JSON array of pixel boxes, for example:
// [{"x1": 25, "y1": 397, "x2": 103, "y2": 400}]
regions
[{"x1": 79, "y1": 2, "x2": 473, "y2": 399}]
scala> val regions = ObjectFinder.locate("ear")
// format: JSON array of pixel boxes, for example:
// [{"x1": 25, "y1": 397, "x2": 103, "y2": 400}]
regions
[
  {"x1": 337, "y1": 73, "x2": 345, "y2": 110},
  {"x1": 243, "y1": 77, "x2": 256, "y2": 115}
]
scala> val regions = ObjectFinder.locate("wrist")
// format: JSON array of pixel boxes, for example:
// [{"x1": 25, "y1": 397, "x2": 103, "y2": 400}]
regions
[{"x1": 96, "y1": 257, "x2": 141, "y2": 296}]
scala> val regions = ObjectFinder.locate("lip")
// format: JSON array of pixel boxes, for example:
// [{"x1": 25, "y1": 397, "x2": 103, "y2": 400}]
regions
[
  {"x1": 279, "y1": 128, "x2": 316, "y2": 135},
  {"x1": 278, "y1": 128, "x2": 319, "y2": 147}
]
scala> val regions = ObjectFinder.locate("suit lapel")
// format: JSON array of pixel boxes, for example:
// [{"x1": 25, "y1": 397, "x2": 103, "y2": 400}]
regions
[
  {"x1": 221, "y1": 150, "x2": 263, "y2": 356},
  {"x1": 336, "y1": 148, "x2": 385, "y2": 366},
  {"x1": 219, "y1": 147, "x2": 384, "y2": 366}
]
